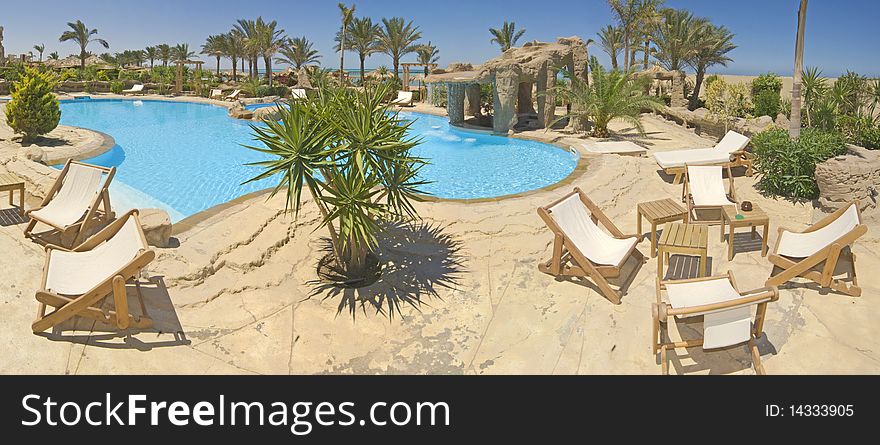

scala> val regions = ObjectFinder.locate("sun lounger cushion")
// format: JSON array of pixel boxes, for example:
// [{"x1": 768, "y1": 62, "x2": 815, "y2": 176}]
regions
[
  {"x1": 664, "y1": 276, "x2": 752, "y2": 349},
  {"x1": 688, "y1": 165, "x2": 734, "y2": 206},
  {"x1": 45, "y1": 217, "x2": 144, "y2": 295},
  {"x1": 549, "y1": 194, "x2": 638, "y2": 266},
  {"x1": 391, "y1": 91, "x2": 413, "y2": 105},
  {"x1": 776, "y1": 203, "x2": 860, "y2": 258},
  {"x1": 652, "y1": 131, "x2": 750, "y2": 169},
  {"x1": 291, "y1": 88, "x2": 307, "y2": 99},
  {"x1": 30, "y1": 164, "x2": 104, "y2": 228}
]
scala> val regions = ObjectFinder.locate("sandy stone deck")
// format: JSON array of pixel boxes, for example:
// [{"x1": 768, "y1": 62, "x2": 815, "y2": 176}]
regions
[{"x1": 1, "y1": 99, "x2": 878, "y2": 375}]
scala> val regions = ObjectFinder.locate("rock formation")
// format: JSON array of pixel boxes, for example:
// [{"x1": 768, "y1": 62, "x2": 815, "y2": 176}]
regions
[{"x1": 815, "y1": 145, "x2": 879, "y2": 214}]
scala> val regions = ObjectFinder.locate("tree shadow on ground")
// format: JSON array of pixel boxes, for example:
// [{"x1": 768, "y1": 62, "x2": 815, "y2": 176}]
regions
[{"x1": 306, "y1": 221, "x2": 466, "y2": 320}]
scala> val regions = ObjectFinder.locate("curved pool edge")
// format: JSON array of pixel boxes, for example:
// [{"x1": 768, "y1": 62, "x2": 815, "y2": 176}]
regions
[{"x1": 41, "y1": 126, "x2": 117, "y2": 165}]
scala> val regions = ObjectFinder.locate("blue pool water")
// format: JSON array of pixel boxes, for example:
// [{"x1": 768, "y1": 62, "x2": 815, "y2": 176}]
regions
[
  {"x1": 59, "y1": 99, "x2": 577, "y2": 221},
  {"x1": 244, "y1": 102, "x2": 289, "y2": 111}
]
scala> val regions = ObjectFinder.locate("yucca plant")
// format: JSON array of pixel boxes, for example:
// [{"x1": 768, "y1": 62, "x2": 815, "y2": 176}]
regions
[
  {"x1": 550, "y1": 56, "x2": 661, "y2": 137},
  {"x1": 243, "y1": 83, "x2": 427, "y2": 278}
]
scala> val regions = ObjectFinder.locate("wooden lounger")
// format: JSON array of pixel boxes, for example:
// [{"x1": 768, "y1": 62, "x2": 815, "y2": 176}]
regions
[
  {"x1": 390, "y1": 91, "x2": 414, "y2": 107},
  {"x1": 766, "y1": 201, "x2": 867, "y2": 297},
  {"x1": 653, "y1": 272, "x2": 779, "y2": 375},
  {"x1": 682, "y1": 164, "x2": 737, "y2": 224},
  {"x1": 654, "y1": 131, "x2": 752, "y2": 184},
  {"x1": 122, "y1": 84, "x2": 145, "y2": 95},
  {"x1": 225, "y1": 89, "x2": 241, "y2": 101},
  {"x1": 33, "y1": 210, "x2": 155, "y2": 333},
  {"x1": 24, "y1": 160, "x2": 115, "y2": 248},
  {"x1": 537, "y1": 187, "x2": 645, "y2": 304}
]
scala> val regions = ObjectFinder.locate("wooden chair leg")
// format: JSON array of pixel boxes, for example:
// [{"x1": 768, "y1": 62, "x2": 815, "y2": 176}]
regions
[
  {"x1": 661, "y1": 345, "x2": 669, "y2": 375},
  {"x1": 749, "y1": 338, "x2": 765, "y2": 375},
  {"x1": 112, "y1": 275, "x2": 129, "y2": 330}
]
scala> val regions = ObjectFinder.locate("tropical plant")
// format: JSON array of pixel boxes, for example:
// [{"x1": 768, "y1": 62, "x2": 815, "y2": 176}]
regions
[
  {"x1": 634, "y1": 0, "x2": 664, "y2": 69},
  {"x1": 752, "y1": 127, "x2": 847, "y2": 199},
  {"x1": 110, "y1": 80, "x2": 124, "y2": 94},
  {"x1": 252, "y1": 18, "x2": 286, "y2": 85},
  {"x1": 549, "y1": 56, "x2": 662, "y2": 137},
  {"x1": 234, "y1": 19, "x2": 260, "y2": 78},
  {"x1": 144, "y1": 46, "x2": 158, "y2": 69},
  {"x1": 172, "y1": 43, "x2": 194, "y2": 62},
  {"x1": 33, "y1": 44, "x2": 46, "y2": 62},
  {"x1": 652, "y1": 8, "x2": 702, "y2": 73},
  {"x1": 417, "y1": 41, "x2": 439, "y2": 67},
  {"x1": 687, "y1": 23, "x2": 736, "y2": 110},
  {"x1": 489, "y1": 21, "x2": 525, "y2": 52},
  {"x1": 607, "y1": 0, "x2": 643, "y2": 70},
  {"x1": 704, "y1": 78, "x2": 750, "y2": 131},
  {"x1": 597, "y1": 25, "x2": 623, "y2": 69},
  {"x1": 837, "y1": 115, "x2": 880, "y2": 149},
  {"x1": 243, "y1": 83, "x2": 427, "y2": 277},
  {"x1": 277, "y1": 37, "x2": 321, "y2": 71},
  {"x1": 336, "y1": 3, "x2": 356, "y2": 83},
  {"x1": 336, "y1": 17, "x2": 380, "y2": 82},
  {"x1": 241, "y1": 77, "x2": 263, "y2": 97},
  {"x1": 157, "y1": 44, "x2": 172, "y2": 67},
  {"x1": 202, "y1": 35, "x2": 225, "y2": 76},
  {"x1": 751, "y1": 73, "x2": 783, "y2": 117},
  {"x1": 224, "y1": 31, "x2": 245, "y2": 81},
  {"x1": 48, "y1": 52, "x2": 60, "y2": 61},
  {"x1": 59, "y1": 20, "x2": 110, "y2": 70},
  {"x1": 5, "y1": 67, "x2": 61, "y2": 142},
  {"x1": 378, "y1": 17, "x2": 422, "y2": 79}
]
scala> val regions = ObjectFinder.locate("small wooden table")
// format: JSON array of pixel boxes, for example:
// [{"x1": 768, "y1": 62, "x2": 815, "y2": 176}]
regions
[
  {"x1": 0, "y1": 173, "x2": 25, "y2": 216},
  {"x1": 657, "y1": 222, "x2": 708, "y2": 279},
  {"x1": 720, "y1": 204, "x2": 770, "y2": 260},
  {"x1": 637, "y1": 198, "x2": 688, "y2": 257}
]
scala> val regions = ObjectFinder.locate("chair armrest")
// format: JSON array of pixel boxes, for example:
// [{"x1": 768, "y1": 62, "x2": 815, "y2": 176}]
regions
[{"x1": 44, "y1": 243, "x2": 72, "y2": 253}]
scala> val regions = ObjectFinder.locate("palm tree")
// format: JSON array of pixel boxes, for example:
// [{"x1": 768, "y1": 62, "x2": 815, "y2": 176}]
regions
[
  {"x1": 337, "y1": 3, "x2": 356, "y2": 84},
  {"x1": 607, "y1": 0, "x2": 642, "y2": 70},
  {"x1": 687, "y1": 23, "x2": 736, "y2": 109},
  {"x1": 378, "y1": 17, "x2": 422, "y2": 79},
  {"x1": 33, "y1": 44, "x2": 46, "y2": 62},
  {"x1": 551, "y1": 56, "x2": 662, "y2": 137},
  {"x1": 226, "y1": 30, "x2": 246, "y2": 81},
  {"x1": 636, "y1": 0, "x2": 664, "y2": 69},
  {"x1": 652, "y1": 8, "x2": 703, "y2": 72},
  {"x1": 252, "y1": 18, "x2": 286, "y2": 85},
  {"x1": 202, "y1": 35, "x2": 225, "y2": 76},
  {"x1": 276, "y1": 37, "x2": 321, "y2": 70},
  {"x1": 144, "y1": 46, "x2": 158, "y2": 68},
  {"x1": 598, "y1": 25, "x2": 623, "y2": 69},
  {"x1": 489, "y1": 21, "x2": 526, "y2": 52},
  {"x1": 790, "y1": 0, "x2": 808, "y2": 137},
  {"x1": 59, "y1": 20, "x2": 110, "y2": 70},
  {"x1": 234, "y1": 19, "x2": 259, "y2": 78},
  {"x1": 416, "y1": 41, "x2": 439, "y2": 93},
  {"x1": 157, "y1": 44, "x2": 172, "y2": 67},
  {"x1": 48, "y1": 52, "x2": 60, "y2": 61},
  {"x1": 336, "y1": 16, "x2": 380, "y2": 82},
  {"x1": 172, "y1": 43, "x2": 194, "y2": 62}
]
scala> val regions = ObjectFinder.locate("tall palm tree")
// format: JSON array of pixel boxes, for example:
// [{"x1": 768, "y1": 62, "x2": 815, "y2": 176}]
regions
[
  {"x1": 48, "y1": 52, "x2": 60, "y2": 61},
  {"x1": 172, "y1": 43, "x2": 194, "y2": 62},
  {"x1": 636, "y1": 0, "x2": 664, "y2": 69},
  {"x1": 252, "y1": 18, "x2": 286, "y2": 85},
  {"x1": 416, "y1": 41, "x2": 439, "y2": 93},
  {"x1": 336, "y1": 16, "x2": 380, "y2": 82},
  {"x1": 157, "y1": 44, "x2": 172, "y2": 67},
  {"x1": 276, "y1": 37, "x2": 321, "y2": 70},
  {"x1": 59, "y1": 20, "x2": 110, "y2": 70},
  {"x1": 201, "y1": 35, "x2": 225, "y2": 76},
  {"x1": 144, "y1": 46, "x2": 158, "y2": 68},
  {"x1": 607, "y1": 0, "x2": 642, "y2": 70},
  {"x1": 790, "y1": 0, "x2": 808, "y2": 137},
  {"x1": 687, "y1": 23, "x2": 736, "y2": 109},
  {"x1": 489, "y1": 21, "x2": 526, "y2": 52},
  {"x1": 337, "y1": 3, "x2": 356, "y2": 84},
  {"x1": 226, "y1": 30, "x2": 246, "y2": 81},
  {"x1": 33, "y1": 44, "x2": 46, "y2": 62},
  {"x1": 234, "y1": 19, "x2": 259, "y2": 78},
  {"x1": 598, "y1": 25, "x2": 623, "y2": 69},
  {"x1": 652, "y1": 8, "x2": 703, "y2": 72},
  {"x1": 378, "y1": 17, "x2": 422, "y2": 79}
]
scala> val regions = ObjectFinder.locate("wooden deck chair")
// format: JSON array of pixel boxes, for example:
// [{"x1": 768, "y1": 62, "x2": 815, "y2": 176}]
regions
[
  {"x1": 653, "y1": 272, "x2": 779, "y2": 375},
  {"x1": 654, "y1": 130, "x2": 751, "y2": 184},
  {"x1": 682, "y1": 164, "x2": 737, "y2": 224},
  {"x1": 390, "y1": 91, "x2": 414, "y2": 106},
  {"x1": 766, "y1": 201, "x2": 867, "y2": 297},
  {"x1": 210, "y1": 88, "x2": 223, "y2": 99},
  {"x1": 225, "y1": 89, "x2": 241, "y2": 101},
  {"x1": 32, "y1": 210, "x2": 155, "y2": 333},
  {"x1": 537, "y1": 187, "x2": 645, "y2": 304},
  {"x1": 24, "y1": 160, "x2": 115, "y2": 248}
]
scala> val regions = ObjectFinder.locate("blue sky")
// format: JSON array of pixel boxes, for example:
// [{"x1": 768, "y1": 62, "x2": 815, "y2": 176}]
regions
[{"x1": 2, "y1": 0, "x2": 878, "y2": 76}]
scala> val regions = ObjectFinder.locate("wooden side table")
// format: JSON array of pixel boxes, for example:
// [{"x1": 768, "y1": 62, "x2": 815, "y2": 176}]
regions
[
  {"x1": 0, "y1": 173, "x2": 25, "y2": 216},
  {"x1": 657, "y1": 222, "x2": 708, "y2": 279},
  {"x1": 637, "y1": 198, "x2": 688, "y2": 257},
  {"x1": 720, "y1": 204, "x2": 769, "y2": 260}
]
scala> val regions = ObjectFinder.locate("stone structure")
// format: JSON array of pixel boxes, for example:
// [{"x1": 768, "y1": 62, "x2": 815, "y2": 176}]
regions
[
  {"x1": 816, "y1": 145, "x2": 880, "y2": 213},
  {"x1": 139, "y1": 208, "x2": 173, "y2": 247},
  {"x1": 633, "y1": 64, "x2": 687, "y2": 108},
  {"x1": 425, "y1": 37, "x2": 590, "y2": 134}
]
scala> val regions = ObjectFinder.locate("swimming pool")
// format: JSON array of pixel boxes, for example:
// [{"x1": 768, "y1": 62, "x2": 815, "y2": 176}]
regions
[
  {"x1": 244, "y1": 102, "x2": 288, "y2": 111},
  {"x1": 58, "y1": 99, "x2": 578, "y2": 222}
]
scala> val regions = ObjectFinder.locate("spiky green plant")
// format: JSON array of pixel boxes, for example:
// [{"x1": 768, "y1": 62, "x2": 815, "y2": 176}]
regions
[
  {"x1": 5, "y1": 67, "x2": 61, "y2": 142},
  {"x1": 243, "y1": 83, "x2": 427, "y2": 276},
  {"x1": 550, "y1": 56, "x2": 662, "y2": 137},
  {"x1": 489, "y1": 21, "x2": 526, "y2": 52}
]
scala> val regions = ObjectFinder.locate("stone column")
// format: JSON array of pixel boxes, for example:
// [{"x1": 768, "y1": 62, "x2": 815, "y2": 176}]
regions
[
  {"x1": 464, "y1": 83, "x2": 482, "y2": 117},
  {"x1": 446, "y1": 83, "x2": 466, "y2": 125},
  {"x1": 517, "y1": 82, "x2": 535, "y2": 114},
  {"x1": 492, "y1": 67, "x2": 520, "y2": 133},
  {"x1": 567, "y1": 45, "x2": 591, "y2": 133},
  {"x1": 671, "y1": 71, "x2": 687, "y2": 108},
  {"x1": 536, "y1": 63, "x2": 557, "y2": 129}
]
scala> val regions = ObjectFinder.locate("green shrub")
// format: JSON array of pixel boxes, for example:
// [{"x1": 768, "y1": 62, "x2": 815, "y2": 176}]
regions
[
  {"x1": 255, "y1": 85, "x2": 289, "y2": 98},
  {"x1": 4, "y1": 67, "x2": 61, "y2": 142},
  {"x1": 753, "y1": 127, "x2": 847, "y2": 199},
  {"x1": 751, "y1": 73, "x2": 782, "y2": 96},
  {"x1": 837, "y1": 115, "x2": 880, "y2": 149},
  {"x1": 753, "y1": 89, "x2": 781, "y2": 117},
  {"x1": 110, "y1": 81, "x2": 125, "y2": 94},
  {"x1": 430, "y1": 84, "x2": 447, "y2": 107}
]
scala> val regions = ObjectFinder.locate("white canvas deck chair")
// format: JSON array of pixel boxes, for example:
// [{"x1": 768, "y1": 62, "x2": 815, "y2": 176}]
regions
[
  {"x1": 291, "y1": 88, "x2": 307, "y2": 100},
  {"x1": 682, "y1": 164, "x2": 737, "y2": 224},
  {"x1": 32, "y1": 210, "x2": 155, "y2": 333},
  {"x1": 653, "y1": 272, "x2": 779, "y2": 375},
  {"x1": 122, "y1": 84, "x2": 145, "y2": 95},
  {"x1": 24, "y1": 160, "x2": 115, "y2": 248},
  {"x1": 766, "y1": 201, "x2": 867, "y2": 297},
  {"x1": 537, "y1": 187, "x2": 644, "y2": 304},
  {"x1": 210, "y1": 88, "x2": 223, "y2": 99},
  {"x1": 225, "y1": 89, "x2": 241, "y2": 101},
  {"x1": 653, "y1": 131, "x2": 752, "y2": 183},
  {"x1": 390, "y1": 91, "x2": 414, "y2": 106}
]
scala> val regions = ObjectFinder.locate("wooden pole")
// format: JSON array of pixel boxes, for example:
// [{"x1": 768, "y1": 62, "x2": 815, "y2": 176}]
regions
[{"x1": 790, "y1": 0, "x2": 808, "y2": 138}]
